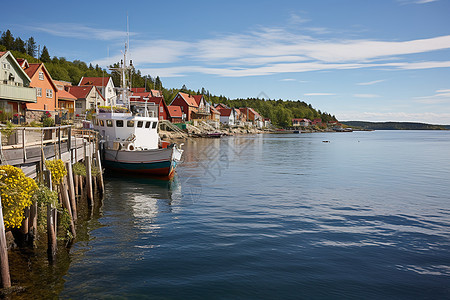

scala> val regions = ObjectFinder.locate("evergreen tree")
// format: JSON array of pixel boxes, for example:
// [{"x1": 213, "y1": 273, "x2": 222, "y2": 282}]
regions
[
  {"x1": 14, "y1": 37, "x2": 26, "y2": 53},
  {"x1": 1, "y1": 30, "x2": 14, "y2": 50},
  {"x1": 40, "y1": 45, "x2": 51, "y2": 62},
  {"x1": 181, "y1": 84, "x2": 187, "y2": 92},
  {"x1": 155, "y1": 76, "x2": 162, "y2": 90},
  {"x1": 26, "y1": 37, "x2": 37, "y2": 57}
]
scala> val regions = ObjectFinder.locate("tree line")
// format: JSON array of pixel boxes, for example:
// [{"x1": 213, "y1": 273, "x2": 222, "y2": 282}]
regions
[{"x1": 1, "y1": 29, "x2": 337, "y2": 127}]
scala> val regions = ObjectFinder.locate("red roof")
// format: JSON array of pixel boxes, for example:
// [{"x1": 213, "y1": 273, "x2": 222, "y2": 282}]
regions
[
  {"x1": 23, "y1": 63, "x2": 40, "y2": 78},
  {"x1": 151, "y1": 90, "x2": 161, "y2": 97},
  {"x1": 192, "y1": 94, "x2": 204, "y2": 106},
  {"x1": 131, "y1": 87, "x2": 146, "y2": 93},
  {"x1": 58, "y1": 89, "x2": 77, "y2": 101},
  {"x1": 220, "y1": 108, "x2": 232, "y2": 117},
  {"x1": 67, "y1": 86, "x2": 94, "y2": 99},
  {"x1": 79, "y1": 77, "x2": 111, "y2": 87},
  {"x1": 214, "y1": 103, "x2": 229, "y2": 110},
  {"x1": 177, "y1": 92, "x2": 198, "y2": 107},
  {"x1": 168, "y1": 106, "x2": 183, "y2": 118},
  {"x1": 0, "y1": 51, "x2": 6, "y2": 57}
]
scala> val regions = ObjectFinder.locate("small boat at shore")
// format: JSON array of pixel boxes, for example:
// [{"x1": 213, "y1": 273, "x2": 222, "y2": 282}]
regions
[{"x1": 93, "y1": 44, "x2": 183, "y2": 178}]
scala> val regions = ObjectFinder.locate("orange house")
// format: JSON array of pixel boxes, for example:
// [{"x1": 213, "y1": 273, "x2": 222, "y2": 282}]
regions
[{"x1": 23, "y1": 63, "x2": 58, "y2": 119}]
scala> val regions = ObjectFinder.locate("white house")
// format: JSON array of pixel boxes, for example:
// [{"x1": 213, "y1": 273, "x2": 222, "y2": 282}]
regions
[{"x1": 79, "y1": 77, "x2": 116, "y2": 106}]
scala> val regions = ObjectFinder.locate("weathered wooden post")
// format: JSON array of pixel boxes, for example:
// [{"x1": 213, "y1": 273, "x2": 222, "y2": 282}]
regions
[
  {"x1": 44, "y1": 170, "x2": 57, "y2": 262},
  {"x1": 85, "y1": 155, "x2": 93, "y2": 207},
  {"x1": 95, "y1": 150, "x2": 104, "y2": 195},
  {"x1": 60, "y1": 178, "x2": 76, "y2": 238},
  {"x1": 65, "y1": 162, "x2": 77, "y2": 221},
  {"x1": 0, "y1": 196, "x2": 11, "y2": 288}
]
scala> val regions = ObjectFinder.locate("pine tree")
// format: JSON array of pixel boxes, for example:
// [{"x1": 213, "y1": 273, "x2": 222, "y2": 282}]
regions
[
  {"x1": 26, "y1": 37, "x2": 37, "y2": 57},
  {"x1": 155, "y1": 76, "x2": 162, "y2": 90},
  {"x1": 40, "y1": 45, "x2": 51, "y2": 62},
  {"x1": 14, "y1": 37, "x2": 26, "y2": 53},
  {"x1": 1, "y1": 30, "x2": 14, "y2": 50}
]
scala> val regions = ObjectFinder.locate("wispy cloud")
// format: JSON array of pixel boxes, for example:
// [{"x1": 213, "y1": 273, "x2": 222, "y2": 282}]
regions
[
  {"x1": 357, "y1": 79, "x2": 385, "y2": 85},
  {"x1": 280, "y1": 78, "x2": 297, "y2": 82},
  {"x1": 88, "y1": 24, "x2": 450, "y2": 77},
  {"x1": 304, "y1": 93, "x2": 336, "y2": 96},
  {"x1": 29, "y1": 23, "x2": 131, "y2": 41},
  {"x1": 354, "y1": 94, "x2": 380, "y2": 98},
  {"x1": 415, "y1": 0, "x2": 439, "y2": 4},
  {"x1": 414, "y1": 89, "x2": 450, "y2": 104}
]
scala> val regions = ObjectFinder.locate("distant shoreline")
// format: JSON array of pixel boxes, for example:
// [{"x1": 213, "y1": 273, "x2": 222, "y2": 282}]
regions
[{"x1": 341, "y1": 121, "x2": 450, "y2": 131}]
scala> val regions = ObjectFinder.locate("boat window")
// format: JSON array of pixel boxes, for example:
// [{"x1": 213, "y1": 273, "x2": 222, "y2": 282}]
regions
[
  {"x1": 145, "y1": 121, "x2": 151, "y2": 128},
  {"x1": 137, "y1": 121, "x2": 143, "y2": 128},
  {"x1": 152, "y1": 122, "x2": 157, "y2": 129},
  {"x1": 106, "y1": 120, "x2": 113, "y2": 127},
  {"x1": 100, "y1": 120, "x2": 104, "y2": 127},
  {"x1": 127, "y1": 120, "x2": 134, "y2": 127},
  {"x1": 116, "y1": 120, "x2": 123, "y2": 127}
]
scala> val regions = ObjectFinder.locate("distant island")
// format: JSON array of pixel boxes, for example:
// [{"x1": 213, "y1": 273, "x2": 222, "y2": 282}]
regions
[{"x1": 341, "y1": 121, "x2": 450, "y2": 130}]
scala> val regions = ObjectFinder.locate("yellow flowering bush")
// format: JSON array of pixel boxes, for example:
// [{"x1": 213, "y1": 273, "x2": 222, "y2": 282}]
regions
[
  {"x1": 45, "y1": 159, "x2": 67, "y2": 185},
  {"x1": 0, "y1": 165, "x2": 38, "y2": 228}
]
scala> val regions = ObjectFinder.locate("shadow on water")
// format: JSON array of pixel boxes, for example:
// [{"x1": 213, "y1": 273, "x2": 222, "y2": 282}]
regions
[{"x1": 3, "y1": 191, "x2": 105, "y2": 299}]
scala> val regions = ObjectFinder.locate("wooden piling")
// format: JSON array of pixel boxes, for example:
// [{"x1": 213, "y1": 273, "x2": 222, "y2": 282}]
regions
[
  {"x1": 60, "y1": 179, "x2": 76, "y2": 238},
  {"x1": 30, "y1": 202, "x2": 38, "y2": 240},
  {"x1": 0, "y1": 195, "x2": 11, "y2": 288},
  {"x1": 85, "y1": 156, "x2": 93, "y2": 207},
  {"x1": 44, "y1": 170, "x2": 57, "y2": 262},
  {"x1": 65, "y1": 162, "x2": 77, "y2": 221},
  {"x1": 95, "y1": 150, "x2": 104, "y2": 195}
]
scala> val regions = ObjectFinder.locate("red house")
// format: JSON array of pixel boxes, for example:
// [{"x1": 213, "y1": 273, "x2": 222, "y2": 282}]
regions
[
  {"x1": 131, "y1": 91, "x2": 170, "y2": 120},
  {"x1": 168, "y1": 106, "x2": 183, "y2": 123},
  {"x1": 169, "y1": 92, "x2": 198, "y2": 121}
]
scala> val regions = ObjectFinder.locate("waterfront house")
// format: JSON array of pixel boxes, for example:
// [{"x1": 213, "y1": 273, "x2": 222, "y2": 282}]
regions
[
  {"x1": 150, "y1": 89, "x2": 161, "y2": 97},
  {"x1": 311, "y1": 118, "x2": 323, "y2": 127},
  {"x1": 167, "y1": 106, "x2": 184, "y2": 123},
  {"x1": 210, "y1": 105, "x2": 221, "y2": 123},
  {"x1": 192, "y1": 94, "x2": 210, "y2": 120},
  {"x1": 292, "y1": 118, "x2": 311, "y2": 127},
  {"x1": 0, "y1": 51, "x2": 36, "y2": 121},
  {"x1": 131, "y1": 91, "x2": 169, "y2": 121},
  {"x1": 67, "y1": 85, "x2": 105, "y2": 116},
  {"x1": 23, "y1": 63, "x2": 58, "y2": 121},
  {"x1": 215, "y1": 103, "x2": 229, "y2": 110},
  {"x1": 78, "y1": 76, "x2": 116, "y2": 106},
  {"x1": 54, "y1": 80, "x2": 76, "y2": 121},
  {"x1": 239, "y1": 107, "x2": 263, "y2": 127},
  {"x1": 219, "y1": 107, "x2": 240, "y2": 125},
  {"x1": 169, "y1": 92, "x2": 198, "y2": 121},
  {"x1": 264, "y1": 118, "x2": 271, "y2": 128}
]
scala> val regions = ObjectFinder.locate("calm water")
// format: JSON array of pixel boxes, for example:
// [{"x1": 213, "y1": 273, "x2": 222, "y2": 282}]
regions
[{"x1": 61, "y1": 131, "x2": 450, "y2": 299}]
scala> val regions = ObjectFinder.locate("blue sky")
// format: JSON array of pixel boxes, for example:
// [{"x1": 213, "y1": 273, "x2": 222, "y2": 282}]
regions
[{"x1": 3, "y1": 0, "x2": 450, "y2": 124}]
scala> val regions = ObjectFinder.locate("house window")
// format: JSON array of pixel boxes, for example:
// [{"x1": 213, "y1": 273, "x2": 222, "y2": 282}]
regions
[
  {"x1": 127, "y1": 120, "x2": 134, "y2": 127},
  {"x1": 44, "y1": 104, "x2": 48, "y2": 110},
  {"x1": 116, "y1": 120, "x2": 123, "y2": 127},
  {"x1": 137, "y1": 121, "x2": 143, "y2": 128},
  {"x1": 160, "y1": 106, "x2": 163, "y2": 113},
  {"x1": 37, "y1": 87, "x2": 42, "y2": 97},
  {"x1": 75, "y1": 102, "x2": 82, "y2": 108},
  {"x1": 106, "y1": 120, "x2": 113, "y2": 127},
  {"x1": 39, "y1": 71, "x2": 44, "y2": 80},
  {"x1": 46, "y1": 89, "x2": 53, "y2": 98}
]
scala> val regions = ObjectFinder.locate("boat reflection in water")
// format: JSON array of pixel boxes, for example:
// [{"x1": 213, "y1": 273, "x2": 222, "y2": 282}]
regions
[{"x1": 105, "y1": 172, "x2": 182, "y2": 234}]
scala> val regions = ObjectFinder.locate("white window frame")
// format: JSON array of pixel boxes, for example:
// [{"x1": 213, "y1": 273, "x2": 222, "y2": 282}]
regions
[
  {"x1": 39, "y1": 71, "x2": 44, "y2": 80},
  {"x1": 46, "y1": 89, "x2": 53, "y2": 98},
  {"x1": 37, "y1": 87, "x2": 42, "y2": 97}
]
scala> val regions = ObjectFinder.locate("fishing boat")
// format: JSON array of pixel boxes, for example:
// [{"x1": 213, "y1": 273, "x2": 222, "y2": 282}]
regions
[{"x1": 93, "y1": 41, "x2": 183, "y2": 178}]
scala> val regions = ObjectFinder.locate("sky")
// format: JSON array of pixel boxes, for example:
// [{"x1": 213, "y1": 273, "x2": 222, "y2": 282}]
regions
[{"x1": 3, "y1": 0, "x2": 450, "y2": 124}]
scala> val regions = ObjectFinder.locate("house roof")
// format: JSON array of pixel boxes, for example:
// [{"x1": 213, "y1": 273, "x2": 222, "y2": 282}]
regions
[
  {"x1": 210, "y1": 106, "x2": 220, "y2": 115},
  {"x1": 53, "y1": 80, "x2": 72, "y2": 90},
  {"x1": 192, "y1": 94, "x2": 204, "y2": 106},
  {"x1": 16, "y1": 58, "x2": 29, "y2": 68},
  {"x1": 292, "y1": 118, "x2": 311, "y2": 122},
  {"x1": 67, "y1": 86, "x2": 94, "y2": 99},
  {"x1": 58, "y1": 89, "x2": 77, "y2": 101},
  {"x1": 151, "y1": 90, "x2": 161, "y2": 97},
  {"x1": 220, "y1": 108, "x2": 233, "y2": 117},
  {"x1": 24, "y1": 63, "x2": 58, "y2": 91},
  {"x1": 168, "y1": 106, "x2": 183, "y2": 118},
  {"x1": 176, "y1": 92, "x2": 198, "y2": 107},
  {"x1": 79, "y1": 77, "x2": 111, "y2": 87},
  {"x1": 131, "y1": 87, "x2": 146, "y2": 93},
  {"x1": 0, "y1": 51, "x2": 32, "y2": 83},
  {"x1": 214, "y1": 103, "x2": 229, "y2": 110},
  {"x1": 0, "y1": 51, "x2": 6, "y2": 58}
]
